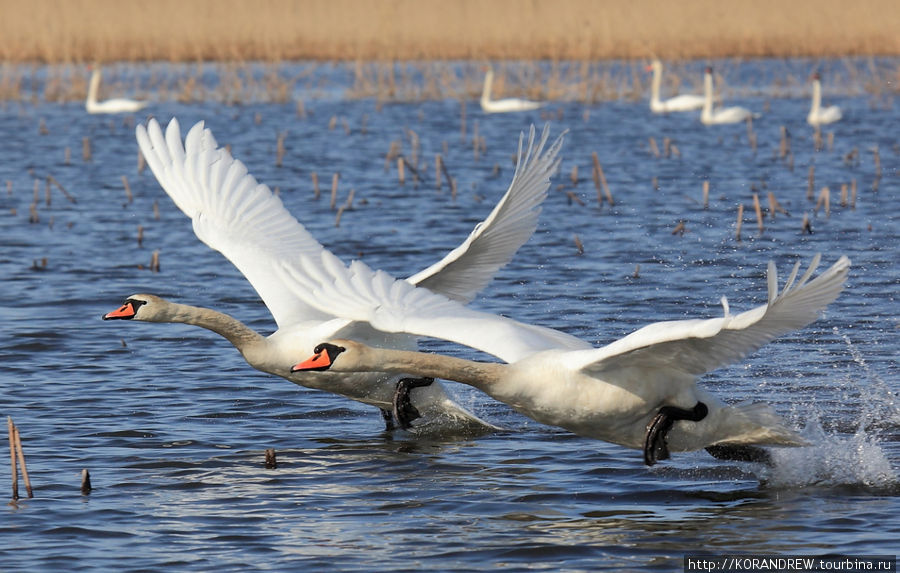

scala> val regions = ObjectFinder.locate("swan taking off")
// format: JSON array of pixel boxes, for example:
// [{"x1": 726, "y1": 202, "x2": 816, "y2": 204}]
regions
[
  {"x1": 807, "y1": 72, "x2": 842, "y2": 126},
  {"x1": 480, "y1": 67, "x2": 542, "y2": 114},
  {"x1": 701, "y1": 66, "x2": 756, "y2": 125},
  {"x1": 104, "y1": 118, "x2": 567, "y2": 434},
  {"x1": 646, "y1": 60, "x2": 705, "y2": 113},
  {"x1": 85, "y1": 66, "x2": 148, "y2": 114},
  {"x1": 287, "y1": 253, "x2": 850, "y2": 466}
]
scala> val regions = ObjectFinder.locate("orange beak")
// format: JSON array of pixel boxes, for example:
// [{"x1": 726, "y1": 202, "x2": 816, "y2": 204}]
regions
[
  {"x1": 103, "y1": 302, "x2": 136, "y2": 320},
  {"x1": 291, "y1": 348, "x2": 331, "y2": 373}
]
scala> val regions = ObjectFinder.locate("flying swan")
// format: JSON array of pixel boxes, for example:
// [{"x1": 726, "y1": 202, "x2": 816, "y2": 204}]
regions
[
  {"x1": 480, "y1": 67, "x2": 542, "y2": 114},
  {"x1": 286, "y1": 253, "x2": 850, "y2": 465},
  {"x1": 85, "y1": 66, "x2": 149, "y2": 114},
  {"x1": 701, "y1": 66, "x2": 756, "y2": 125},
  {"x1": 647, "y1": 60, "x2": 705, "y2": 113},
  {"x1": 103, "y1": 118, "x2": 567, "y2": 433},
  {"x1": 807, "y1": 72, "x2": 842, "y2": 126}
]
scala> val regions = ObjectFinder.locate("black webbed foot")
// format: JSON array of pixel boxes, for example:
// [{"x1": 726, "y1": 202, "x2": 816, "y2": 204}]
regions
[
  {"x1": 380, "y1": 408, "x2": 395, "y2": 431},
  {"x1": 392, "y1": 377, "x2": 435, "y2": 430},
  {"x1": 705, "y1": 444, "x2": 773, "y2": 466},
  {"x1": 643, "y1": 402, "x2": 709, "y2": 466}
]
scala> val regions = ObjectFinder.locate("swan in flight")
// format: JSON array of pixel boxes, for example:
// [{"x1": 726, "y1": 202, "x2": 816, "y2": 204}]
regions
[
  {"x1": 286, "y1": 253, "x2": 850, "y2": 465},
  {"x1": 807, "y1": 72, "x2": 842, "y2": 126},
  {"x1": 85, "y1": 66, "x2": 148, "y2": 114},
  {"x1": 480, "y1": 67, "x2": 542, "y2": 114},
  {"x1": 104, "y1": 118, "x2": 567, "y2": 433},
  {"x1": 646, "y1": 60, "x2": 705, "y2": 113},
  {"x1": 701, "y1": 67, "x2": 756, "y2": 125}
]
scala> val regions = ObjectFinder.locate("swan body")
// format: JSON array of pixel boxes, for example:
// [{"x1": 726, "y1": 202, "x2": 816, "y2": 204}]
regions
[
  {"x1": 106, "y1": 118, "x2": 567, "y2": 432},
  {"x1": 807, "y1": 73, "x2": 842, "y2": 126},
  {"x1": 701, "y1": 67, "x2": 755, "y2": 125},
  {"x1": 647, "y1": 60, "x2": 705, "y2": 113},
  {"x1": 480, "y1": 69, "x2": 542, "y2": 114},
  {"x1": 286, "y1": 253, "x2": 850, "y2": 461},
  {"x1": 86, "y1": 68, "x2": 148, "y2": 114}
]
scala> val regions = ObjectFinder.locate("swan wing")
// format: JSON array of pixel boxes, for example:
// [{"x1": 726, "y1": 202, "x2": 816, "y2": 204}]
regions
[
  {"x1": 280, "y1": 252, "x2": 591, "y2": 363},
  {"x1": 136, "y1": 118, "x2": 335, "y2": 327},
  {"x1": 569, "y1": 255, "x2": 850, "y2": 377},
  {"x1": 406, "y1": 124, "x2": 563, "y2": 303}
]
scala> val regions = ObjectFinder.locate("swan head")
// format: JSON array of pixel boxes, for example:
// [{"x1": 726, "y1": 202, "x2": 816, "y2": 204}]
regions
[
  {"x1": 291, "y1": 340, "x2": 368, "y2": 373},
  {"x1": 812, "y1": 71, "x2": 822, "y2": 81},
  {"x1": 102, "y1": 294, "x2": 161, "y2": 321}
]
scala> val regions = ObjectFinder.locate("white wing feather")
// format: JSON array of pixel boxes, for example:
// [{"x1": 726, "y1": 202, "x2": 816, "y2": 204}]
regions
[
  {"x1": 137, "y1": 118, "x2": 561, "y2": 329},
  {"x1": 279, "y1": 253, "x2": 592, "y2": 363},
  {"x1": 568, "y1": 255, "x2": 850, "y2": 376},
  {"x1": 407, "y1": 124, "x2": 564, "y2": 303}
]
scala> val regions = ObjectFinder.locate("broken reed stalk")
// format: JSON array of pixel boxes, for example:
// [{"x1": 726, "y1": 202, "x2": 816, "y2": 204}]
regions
[
  {"x1": 752, "y1": 193, "x2": 764, "y2": 233},
  {"x1": 81, "y1": 469, "x2": 92, "y2": 495},
  {"x1": 648, "y1": 137, "x2": 660, "y2": 158},
  {"x1": 8, "y1": 417, "x2": 17, "y2": 501},
  {"x1": 702, "y1": 181, "x2": 710, "y2": 209},
  {"x1": 840, "y1": 184, "x2": 848, "y2": 207},
  {"x1": 12, "y1": 425, "x2": 32, "y2": 499},
  {"x1": 735, "y1": 204, "x2": 744, "y2": 242},
  {"x1": 330, "y1": 173, "x2": 339, "y2": 210},
  {"x1": 816, "y1": 186, "x2": 831, "y2": 216},
  {"x1": 82, "y1": 137, "x2": 92, "y2": 161},
  {"x1": 663, "y1": 137, "x2": 672, "y2": 158},
  {"x1": 802, "y1": 213, "x2": 813, "y2": 234},
  {"x1": 827, "y1": 132, "x2": 834, "y2": 151},
  {"x1": 122, "y1": 175, "x2": 132, "y2": 204},
  {"x1": 573, "y1": 234, "x2": 584, "y2": 255},
  {"x1": 591, "y1": 152, "x2": 613, "y2": 207},
  {"x1": 150, "y1": 250, "x2": 160, "y2": 272},
  {"x1": 137, "y1": 150, "x2": 146, "y2": 173},
  {"x1": 137, "y1": 225, "x2": 144, "y2": 247},
  {"x1": 48, "y1": 175, "x2": 76, "y2": 203},
  {"x1": 767, "y1": 191, "x2": 789, "y2": 219},
  {"x1": 265, "y1": 449, "x2": 277, "y2": 469},
  {"x1": 873, "y1": 146, "x2": 882, "y2": 179},
  {"x1": 746, "y1": 117, "x2": 757, "y2": 152},
  {"x1": 275, "y1": 132, "x2": 286, "y2": 167},
  {"x1": 384, "y1": 141, "x2": 400, "y2": 171},
  {"x1": 672, "y1": 220, "x2": 686, "y2": 236},
  {"x1": 153, "y1": 201, "x2": 160, "y2": 220},
  {"x1": 397, "y1": 157, "x2": 405, "y2": 185},
  {"x1": 435, "y1": 154, "x2": 443, "y2": 190},
  {"x1": 851, "y1": 179, "x2": 857, "y2": 208},
  {"x1": 570, "y1": 165, "x2": 579, "y2": 186},
  {"x1": 779, "y1": 126, "x2": 791, "y2": 159},
  {"x1": 813, "y1": 127, "x2": 823, "y2": 151},
  {"x1": 64, "y1": 146, "x2": 71, "y2": 165},
  {"x1": 311, "y1": 172, "x2": 319, "y2": 199}
]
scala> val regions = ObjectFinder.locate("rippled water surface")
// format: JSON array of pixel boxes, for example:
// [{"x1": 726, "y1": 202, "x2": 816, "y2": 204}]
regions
[{"x1": 1, "y1": 60, "x2": 898, "y2": 571}]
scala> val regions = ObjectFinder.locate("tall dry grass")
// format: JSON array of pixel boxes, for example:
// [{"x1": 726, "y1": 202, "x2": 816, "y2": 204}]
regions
[{"x1": 1, "y1": 0, "x2": 898, "y2": 63}]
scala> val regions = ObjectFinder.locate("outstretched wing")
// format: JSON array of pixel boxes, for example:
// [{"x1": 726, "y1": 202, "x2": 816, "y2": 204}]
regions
[
  {"x1": 280, "y1": 250, "x2": 592, "y2": 363},
  {"x1": 568, "y1": 255, "x2": 850, "y2": 377},
  {"x1": 406, "y1": 124, "x2": 564, "y2": 303},
  {"x1": 136, "y1": 118, "x2": 333, "y2": 328}
]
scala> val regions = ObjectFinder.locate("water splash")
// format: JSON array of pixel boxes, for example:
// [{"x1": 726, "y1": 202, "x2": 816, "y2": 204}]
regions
[{"x1": 761, "y1": 329, "x2": 899, "y2": 490}]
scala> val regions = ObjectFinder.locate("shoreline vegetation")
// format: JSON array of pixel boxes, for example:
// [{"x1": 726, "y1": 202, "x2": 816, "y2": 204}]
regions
[
  {"x1": 2, "y1": 0, "x2": 898, "y2": 63},
  {"x1": 0, "y1": 1, "x2": 897, "y2": 105}
]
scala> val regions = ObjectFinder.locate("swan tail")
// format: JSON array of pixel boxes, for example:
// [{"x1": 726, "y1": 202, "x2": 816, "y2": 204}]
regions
[{"x1": 704, "y1": 401, "x2": 807, "y2": 448}]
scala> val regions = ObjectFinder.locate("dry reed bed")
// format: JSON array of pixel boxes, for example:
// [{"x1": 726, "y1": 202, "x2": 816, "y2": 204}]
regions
[{"x1": 1, "y1": 0, "x2": 899, "y2": 62}]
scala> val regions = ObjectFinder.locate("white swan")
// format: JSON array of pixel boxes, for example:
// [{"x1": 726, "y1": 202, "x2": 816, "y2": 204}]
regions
[
  {"x1": 480, "y1": 68, "x2": 542, "y2": 114},
  {"x1": 286, "y1": 253, "x2": 850, "y2": 465},
  {"x1": 807, "y1": 72, "x2": 842, "y2": 126},
  {"x1": 701, "y1": 66, "x2": 756, "y2": 125},
  {"x1": 647, "y1": 60, "x2": 705, "y2": 113},
  {"x1": 104, "y1": 118, "x2": 567, "y2": 433},
  {"x1": 85, "y1": 67, "x2": 148, "y2": 114}
]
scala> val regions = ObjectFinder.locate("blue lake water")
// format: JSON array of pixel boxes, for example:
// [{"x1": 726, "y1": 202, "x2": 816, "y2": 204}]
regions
[{"x1": 0, "y1": 60, "x2": 898, "y2": 571}]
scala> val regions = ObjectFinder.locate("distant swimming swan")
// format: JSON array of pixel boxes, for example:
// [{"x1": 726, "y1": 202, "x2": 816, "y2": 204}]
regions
[
  {"x1": 85, "y1": 66, "x2": 149, "y2": 114},
  {"x1": 647, "y1": 60, "x2": 705, "y2": 113},
  {"x1": 807, "y1": 72, "x2": 842, "y2": 126},
  {"x1": 701, "y1": 66, "x2": 756, "y2": 125},
  {"x1": 480, "y1": 67, "x2": 542, "y2": 113}
]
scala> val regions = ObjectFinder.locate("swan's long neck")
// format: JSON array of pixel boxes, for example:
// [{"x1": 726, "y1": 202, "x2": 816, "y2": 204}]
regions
[
  {"x1": 149, "y1": 301, "x2": 264, "y2": 351},
  {"x1": 87, "y1": 70, "x2": 101, "y2": 105},
  {"x1": 810, "y1": 80, "x2": 822, "y2": 113},
  {"x1": 650, "y1": 64, "x2": 661, "y2": 103},
  {"x1": 481, "y1": 70, "x2": 493, "y2": 104},
  {"x1": 702, "y1": 72, "x2": 714, "y2": 113},
  {"x1": 357, "y1": 347, "x2": 505, "y2": 394}
]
